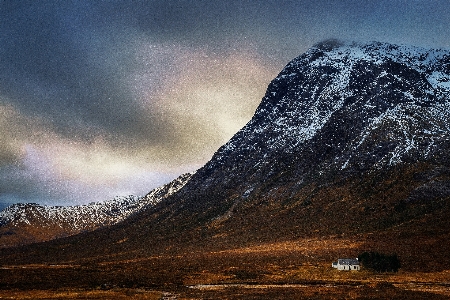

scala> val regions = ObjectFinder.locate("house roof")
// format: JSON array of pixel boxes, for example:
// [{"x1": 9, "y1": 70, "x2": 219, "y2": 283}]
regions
[{"x1": 337, "y1": 258, "x2": 359, "y2": 265}]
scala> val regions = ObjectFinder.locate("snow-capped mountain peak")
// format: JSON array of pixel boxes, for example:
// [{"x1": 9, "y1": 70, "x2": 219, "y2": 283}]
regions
[{"x1": 194, "y1": 40, "x2": 450, "y2": 200}]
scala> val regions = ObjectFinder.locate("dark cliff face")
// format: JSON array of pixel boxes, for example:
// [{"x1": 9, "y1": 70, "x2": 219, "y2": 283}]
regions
[{"x1": 169, "y1": 41, "x2": 450, "y2": 223}]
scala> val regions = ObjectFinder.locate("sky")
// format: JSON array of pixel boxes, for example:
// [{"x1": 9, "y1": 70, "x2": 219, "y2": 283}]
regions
[{"x1": 1, "y1": 0, "x2": 450, "y2": 206}]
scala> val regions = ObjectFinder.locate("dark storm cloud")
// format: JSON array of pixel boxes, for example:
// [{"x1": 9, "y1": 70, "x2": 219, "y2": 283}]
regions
[
  {"x1": 0, "y1": 1, "x2": 166, "y2": 143},
  {"x1": 1, "y1": 0, "x2": 450, "y2": 205},
  {"x1": 0, "y1": 1, "x2": 276, "y2": 148}
]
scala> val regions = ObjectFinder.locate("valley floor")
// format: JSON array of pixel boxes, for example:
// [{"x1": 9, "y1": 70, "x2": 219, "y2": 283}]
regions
[
  {"x1": 0, "y1": 268, "x2": 449, "y2": 299},
  {"x1": 0, "y1": 237, "x2": 449, "y2": 299}
]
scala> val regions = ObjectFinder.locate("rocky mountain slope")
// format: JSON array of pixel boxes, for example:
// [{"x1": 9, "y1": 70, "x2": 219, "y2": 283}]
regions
[
  {"x1": 1, "y1": 40, "x2": 450, "y2": 273},
  {"x1": 164, "y1": 40, "x2": 450, "y2": 236},
  {"x1": 0, "y1": 172, "x2": 193, "y2": 247},
  {"x1": 195, "y1": 39, "x2": 450, "y2": 192}
]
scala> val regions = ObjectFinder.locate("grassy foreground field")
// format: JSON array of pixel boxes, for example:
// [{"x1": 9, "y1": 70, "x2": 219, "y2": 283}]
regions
[
  {"x1": 0, "y1": 266, "x2": 449, "y2": 299},
  {"x1": 1, "y1": 237, "x2": 449, "y2": 299}
]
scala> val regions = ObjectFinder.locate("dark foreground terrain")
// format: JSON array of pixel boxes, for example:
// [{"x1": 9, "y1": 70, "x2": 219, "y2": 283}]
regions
[{"x1": 1, "y1": 235, "x2": 449, "y2": 299}]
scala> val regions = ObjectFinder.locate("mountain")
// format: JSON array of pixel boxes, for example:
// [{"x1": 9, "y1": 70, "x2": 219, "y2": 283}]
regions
[
  {"x1": 198, "y1": 39, "x2": 450, "y2": 188},
  {"x1": 0, "y1": 172, "x2": 193, "y2": 247},
  {"x1": 164, "y1": 40, "x2": 450, "y2": 240},
  {"x1": 1, "y1": 40, "x2": 450, "y2": 276}
]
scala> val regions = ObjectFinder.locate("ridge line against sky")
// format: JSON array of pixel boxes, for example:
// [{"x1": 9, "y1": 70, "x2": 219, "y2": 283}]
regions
[{"x1": 1, "y1": 0, "x2": 450, "y2": 206}]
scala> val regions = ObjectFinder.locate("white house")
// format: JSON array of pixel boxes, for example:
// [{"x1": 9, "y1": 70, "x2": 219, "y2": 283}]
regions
[{"x1": 332, "y1": 258, "x2": 360, "y2": 271}]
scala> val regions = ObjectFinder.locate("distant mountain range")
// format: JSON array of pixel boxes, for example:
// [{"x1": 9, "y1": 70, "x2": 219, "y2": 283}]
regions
[
  {"x1": 0, "y1": 172, "x2": 193, "y2": 247},
  {"x1": 1, "y1": 40, "x2": 450, "y2": 272}
]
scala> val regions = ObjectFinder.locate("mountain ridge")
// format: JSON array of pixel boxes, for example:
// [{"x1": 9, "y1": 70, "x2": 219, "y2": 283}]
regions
[{"x1": 0, "y1": 172, "x2": 193, "y2": 247}]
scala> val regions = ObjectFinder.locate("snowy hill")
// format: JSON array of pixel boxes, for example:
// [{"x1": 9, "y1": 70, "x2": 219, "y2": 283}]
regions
[
  {"x1": 0, "y1": 172, "x2": 193, "y2": 247},
  {"x1": 148, "y1": 40, "x2": 450, "y2": 242},
  {"x1": 216, "y1": 40, "x2": 450, "y2": 166},
  {"x1": 183, "y1": 40, "x2": 450, "y2": 200}
]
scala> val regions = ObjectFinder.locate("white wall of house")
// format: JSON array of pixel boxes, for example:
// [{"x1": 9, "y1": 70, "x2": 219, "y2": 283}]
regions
[
  {"x1": 332, "y1": 258, "x2": 360, "y2": 271},
  {"x1": 337, "y1": 264, "x2": 360, "y2": 271}
]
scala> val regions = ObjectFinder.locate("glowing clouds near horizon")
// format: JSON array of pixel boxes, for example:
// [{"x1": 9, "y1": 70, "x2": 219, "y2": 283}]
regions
[
  {"x1": 2, "y1": 140, "x2": 177, "y2": 206},
  {"x1": 0, "y1": 103, "x2": 176, "y2": 205},
  {"x1": 130, "y1": 45, "x2": 276, "y2": 164},
  {"x1": 0, "y1": 44, "x2": 276, "y2": 205}
]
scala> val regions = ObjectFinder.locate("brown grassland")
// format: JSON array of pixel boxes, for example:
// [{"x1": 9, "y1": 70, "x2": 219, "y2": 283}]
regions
[{"x1": 0, "y1": 236, "x2": 449, "y2": 299}]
